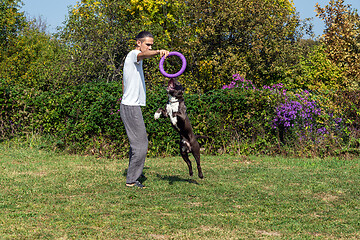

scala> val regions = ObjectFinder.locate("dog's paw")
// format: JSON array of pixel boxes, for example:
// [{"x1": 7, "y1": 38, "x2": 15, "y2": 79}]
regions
[{"x1": 154, "y1": 112, "x2": 161, "y2": 120}]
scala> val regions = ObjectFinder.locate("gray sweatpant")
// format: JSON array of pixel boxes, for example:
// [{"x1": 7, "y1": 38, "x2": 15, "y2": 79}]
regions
[{"x1": 120, "y1": 104, "x2": 148, "y2": 184}]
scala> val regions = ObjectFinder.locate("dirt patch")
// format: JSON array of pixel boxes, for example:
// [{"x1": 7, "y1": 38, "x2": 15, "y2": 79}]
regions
[
  {"x1": 256, "y1": 230, "x2": 281, "y2": 237},
  {"x1": 149, "y1": 234, "x2": 170, "y2": 239}
]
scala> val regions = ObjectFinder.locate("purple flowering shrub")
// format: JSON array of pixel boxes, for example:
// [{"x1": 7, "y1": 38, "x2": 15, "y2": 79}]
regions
[
  {"x1": 271, "y1": 89, "x2": 347, "y2": 150},
  {"x1": 222, "y1": 74, "x2": 347, "y2": 156},
  {"x1": 273, "y1": 90, "x2": 321, "y2": 130}
]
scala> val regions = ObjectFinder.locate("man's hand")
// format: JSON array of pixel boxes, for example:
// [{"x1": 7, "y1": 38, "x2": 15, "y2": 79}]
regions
[{"x1": 159, "y1": 50, "x2": 169, "y2": 59}]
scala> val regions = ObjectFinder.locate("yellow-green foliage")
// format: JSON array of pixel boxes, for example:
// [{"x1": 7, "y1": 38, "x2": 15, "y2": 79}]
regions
[
  {"x1": 127, "y1": 0, "x2": 184, "y2": 31},
  {"x1": 1, "y1": 0, "x2": 26, "y2": 82},
  {"x1": 291, "y1": 44, "x2": 348, "y2": 91},
  {"x1": 0, "y1": 0, "x2": 26, "y2": 46},
  {"x1": 0, "y1": 27, "x2": 62, "y2": 89},
  {"x1": 316, "y1": 0, "x2": 360, "y2": 90}
]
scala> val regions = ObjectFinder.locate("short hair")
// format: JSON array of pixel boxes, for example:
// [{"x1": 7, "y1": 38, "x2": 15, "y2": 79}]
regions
[{"x1": 135, "y1": 31, "x2": 154, "y2": 41}]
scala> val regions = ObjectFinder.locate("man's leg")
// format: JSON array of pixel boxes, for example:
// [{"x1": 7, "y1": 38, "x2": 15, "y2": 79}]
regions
[{"x1": 120, "y1": 104, "x2": 148, "y2": 184}]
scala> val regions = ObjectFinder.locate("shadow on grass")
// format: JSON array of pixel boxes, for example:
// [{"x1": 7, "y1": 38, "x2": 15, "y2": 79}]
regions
[
  {"x1": 156, "y1": 174, "x2": 199, "y2": 185},
  {"x1": 122, "y1": 168, "x2": 199, "y2": 185}
]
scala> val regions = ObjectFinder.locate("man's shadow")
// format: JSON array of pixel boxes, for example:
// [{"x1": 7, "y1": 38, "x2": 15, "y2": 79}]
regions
[{"x1": 122, "y1": 168, "x2": 199, "y2": 185}]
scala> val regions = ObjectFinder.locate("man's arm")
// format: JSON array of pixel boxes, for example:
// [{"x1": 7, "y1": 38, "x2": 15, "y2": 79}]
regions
[{"x1": 137, "y1": 50, "x2": 169, "y2": 62}]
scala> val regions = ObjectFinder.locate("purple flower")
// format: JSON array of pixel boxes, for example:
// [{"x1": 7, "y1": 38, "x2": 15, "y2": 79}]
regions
[
  {"x1": 317, "y1": 127, "x2": 329, "y2": 135},
  {"x1": 221, "y1": 74, "x2": 256, "y2": 90},
  {"x1": 335, "y1": 118, "x2": 342, "y2": 124}
]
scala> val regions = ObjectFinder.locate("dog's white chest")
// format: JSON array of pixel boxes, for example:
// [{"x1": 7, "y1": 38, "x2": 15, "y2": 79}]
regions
[{"x1": 166, "y1": 98, "x2": 179, "y2": 126}]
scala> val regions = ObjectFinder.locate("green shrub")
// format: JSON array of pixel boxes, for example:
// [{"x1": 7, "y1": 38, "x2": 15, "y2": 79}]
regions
[
  {"x1": 0, "y1": 79, "x2": 30, "y2": 140},
  {"x1": 2, "y1": 77, "x2": 360, "y2": 158}
]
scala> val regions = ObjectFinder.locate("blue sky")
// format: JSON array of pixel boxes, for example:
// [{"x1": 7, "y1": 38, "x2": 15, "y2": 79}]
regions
[{"x1": 21, "y1": 0, "x2": 360, "y2": 36}]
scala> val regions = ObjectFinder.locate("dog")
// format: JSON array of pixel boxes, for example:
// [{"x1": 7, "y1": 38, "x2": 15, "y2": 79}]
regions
[{"x1": 154, "y1": 78, "x2": 206, "y2": 179}]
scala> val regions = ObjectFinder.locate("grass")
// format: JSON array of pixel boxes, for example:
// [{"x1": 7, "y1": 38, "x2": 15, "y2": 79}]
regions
[{"x1": 0, "y1": 144, "x2": 359, "y2": 239}]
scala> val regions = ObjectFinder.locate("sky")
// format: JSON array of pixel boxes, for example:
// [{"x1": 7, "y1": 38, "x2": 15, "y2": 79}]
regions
[{"x1": 21, "y1": 0, "x2": 360, "y2": 37}]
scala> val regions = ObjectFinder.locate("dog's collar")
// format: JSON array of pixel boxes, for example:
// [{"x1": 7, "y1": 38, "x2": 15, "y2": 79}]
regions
[{"x1": 168, "y1": 96, "x2": 184, "y2": 103}]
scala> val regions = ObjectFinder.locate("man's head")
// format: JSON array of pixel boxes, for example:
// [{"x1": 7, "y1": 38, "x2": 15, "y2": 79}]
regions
[{"x1": 135, "y1": 31, "x2": 154, "y2": 52}]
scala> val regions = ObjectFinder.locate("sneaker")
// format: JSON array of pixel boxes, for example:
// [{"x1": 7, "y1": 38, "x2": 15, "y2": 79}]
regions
[{"x1": 126, "y1": 181, "x2": 145, "y2": 188}]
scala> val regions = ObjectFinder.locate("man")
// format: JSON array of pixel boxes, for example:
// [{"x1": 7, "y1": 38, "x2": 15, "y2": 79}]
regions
[{"x1": 120, "y1": 31, "x2": 169, "y2": 188}]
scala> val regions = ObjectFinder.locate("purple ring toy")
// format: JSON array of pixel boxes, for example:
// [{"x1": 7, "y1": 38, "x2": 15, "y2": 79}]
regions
[{"x1": 159, "y1": 51, "x2": 187, "y2": 78}]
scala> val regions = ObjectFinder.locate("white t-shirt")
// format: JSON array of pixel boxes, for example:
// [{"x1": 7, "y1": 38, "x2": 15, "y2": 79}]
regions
[{"x1": 121, "y1": 49, "x2": 146, "y2": 106}]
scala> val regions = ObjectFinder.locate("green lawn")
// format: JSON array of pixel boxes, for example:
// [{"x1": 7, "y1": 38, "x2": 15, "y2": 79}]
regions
[{"x1": 0, "y1": 145, "x2": 359, "y2": 239}]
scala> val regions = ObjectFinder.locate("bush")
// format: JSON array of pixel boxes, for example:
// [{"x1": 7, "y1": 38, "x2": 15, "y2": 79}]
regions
[
  {"x1": 219, "y1": 74, "x2": 352, "y2": 157},
  {"x1": 0, "y1": 79, "x2": 29, "y2": 140},
  {"x1": 1, "y1": 76, "x2": 359, "y2": 158}
]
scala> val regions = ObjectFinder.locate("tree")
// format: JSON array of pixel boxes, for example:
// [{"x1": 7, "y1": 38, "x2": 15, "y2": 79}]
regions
[
  {"x1": 292, "y1": 44, "x2": 347, "y2": 91},
  {"x1": 57, "y1": 0, "x2": 317, "y2": 92},
  {"x1": 57, "y1": 0, "x2": 184, "y2": 85},
  {"x1": 175, "y1": 0, "x2": 305, "y2": 92},
  {"x1": 316, "y1": 0, "x2": 360, "y2": 90},
  {"x1": 0, "y1": 2, "x2": 64, "y2": 90},
  {"x1": 0, "y1": 0, "x2": 26, "y2": 74},
  {"x1": 0, "y1": 25, "x2": 65, "y2": 90},
  {"x1": 27, "y1": 15, "x2": 49, "y2": 33},
  {"x1": 0, "y1": 0, "x2": 26, "y2": 50}
]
